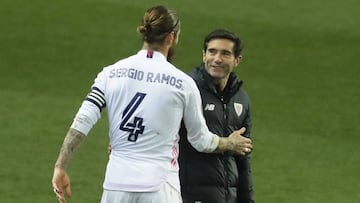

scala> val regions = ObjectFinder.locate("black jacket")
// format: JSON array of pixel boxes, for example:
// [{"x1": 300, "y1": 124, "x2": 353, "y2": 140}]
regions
[{"x1": 179, "y1": 65, "x2": 254, "y2": 203}]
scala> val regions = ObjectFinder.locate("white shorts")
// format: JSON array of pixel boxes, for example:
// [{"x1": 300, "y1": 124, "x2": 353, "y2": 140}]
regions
[{"x1": 100, "y1": 182, "x2": 182, "y2": 203}]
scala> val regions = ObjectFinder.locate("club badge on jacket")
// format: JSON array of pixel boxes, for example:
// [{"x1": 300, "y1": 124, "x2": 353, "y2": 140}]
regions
[{"x1": 234, "y1": 103, "x2": 243, "y2": 117}]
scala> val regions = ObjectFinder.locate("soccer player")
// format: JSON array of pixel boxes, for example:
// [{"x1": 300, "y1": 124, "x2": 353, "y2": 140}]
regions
[
  {"x1": 179, "y1": 29, "x2": 254, "y2": 203},
  {"x1": 51, "y1": 5, "x2": 252, "y2": 203}
]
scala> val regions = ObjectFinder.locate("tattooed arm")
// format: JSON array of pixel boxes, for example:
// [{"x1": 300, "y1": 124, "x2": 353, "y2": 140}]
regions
[
  {"x1": 52, "y1": 128, "x2": 86, "y2": 203},
  {"x1": 54, "y1": 128, "x2": 86, "y2": 169}
]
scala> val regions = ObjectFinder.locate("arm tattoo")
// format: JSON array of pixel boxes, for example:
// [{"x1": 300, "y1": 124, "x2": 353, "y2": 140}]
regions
[
  {"x1": 54, "y1": 128, "x2": 86, "y2": 169},
  {"x1": 213, "y1": 137, "x2": 234, "y2": 153}
]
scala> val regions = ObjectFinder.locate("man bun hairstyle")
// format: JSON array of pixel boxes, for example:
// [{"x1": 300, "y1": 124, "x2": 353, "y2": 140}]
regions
[{"x1": 138, "y1": 5, "x2": 180, "y2": 44}]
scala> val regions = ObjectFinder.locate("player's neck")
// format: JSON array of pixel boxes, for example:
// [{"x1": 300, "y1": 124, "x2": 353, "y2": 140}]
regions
[{"x1": 142, "y1": 43, "x2": 169, "y2": 59}]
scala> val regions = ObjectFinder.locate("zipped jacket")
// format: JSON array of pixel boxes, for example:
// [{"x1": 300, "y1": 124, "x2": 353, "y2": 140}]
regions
[{"x1": 179, "y1": 65, "x2": 254, "y2": 203}]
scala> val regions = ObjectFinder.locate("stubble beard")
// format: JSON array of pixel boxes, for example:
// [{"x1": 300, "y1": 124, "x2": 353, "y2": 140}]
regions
[{"x1": 167, "y1": 43, "x2": 177, "y2": 63}]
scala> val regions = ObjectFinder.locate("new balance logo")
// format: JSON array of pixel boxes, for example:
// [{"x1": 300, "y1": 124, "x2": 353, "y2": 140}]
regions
[{"x1": 204, "y1": 104, "x2": 215, "y2": 111}]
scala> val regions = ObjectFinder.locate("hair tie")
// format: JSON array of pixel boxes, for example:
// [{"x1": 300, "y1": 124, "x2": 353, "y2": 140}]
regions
[{"x1": 145, "y1": 23, "x2": 152, "y2": 32}]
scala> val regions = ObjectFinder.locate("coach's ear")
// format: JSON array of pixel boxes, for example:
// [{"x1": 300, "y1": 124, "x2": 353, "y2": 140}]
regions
[
  {"x1": 202, "y1": 50, "x2": 206, "y2": 63},
  {"x1": 234, "y1": 55, "x2": 242, "y2": 67}
]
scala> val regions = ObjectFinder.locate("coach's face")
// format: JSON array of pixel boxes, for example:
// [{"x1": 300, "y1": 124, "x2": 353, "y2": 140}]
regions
[{"x1": 203, "y1": 38, "x2": 241, "y2": 85}]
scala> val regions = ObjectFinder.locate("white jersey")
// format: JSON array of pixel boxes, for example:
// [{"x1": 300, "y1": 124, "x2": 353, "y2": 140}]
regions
[{"x1": 70, "y1": 50, "x2": 219, "y2": 193}]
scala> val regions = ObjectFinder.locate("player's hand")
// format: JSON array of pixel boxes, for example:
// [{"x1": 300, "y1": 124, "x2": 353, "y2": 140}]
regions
[
  {"x1": 52, "y1": 167, "x2": 71, "y2": 203},
  {"x1": 228, "y1": 127, "x2": 252, "y2": 155},
  {"x1": 108, "y1": 144, "x2": 112, "y2": 155}
]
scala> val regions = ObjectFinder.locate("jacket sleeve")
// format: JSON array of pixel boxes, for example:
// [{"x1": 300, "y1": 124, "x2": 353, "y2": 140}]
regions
[
  {"x1": 236, "y1": 103, "x2": 254, "y2": 203},
  {"x1": 236, "y1": 155, "x2": 254, "y2": 203}
]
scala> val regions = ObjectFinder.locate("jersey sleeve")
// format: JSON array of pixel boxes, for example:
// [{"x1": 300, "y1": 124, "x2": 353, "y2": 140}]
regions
[
  {"x1": 182, "y1": 79, "x2": 219, "y2": 152},
  {"x1": 70, "y1": 69, "x2": 107, "y2": 135}
]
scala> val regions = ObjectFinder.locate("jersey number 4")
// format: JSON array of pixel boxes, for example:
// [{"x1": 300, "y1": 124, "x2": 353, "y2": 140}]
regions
[{"x1": 120, "y1": 92, "x2": 146, "y2": 142}]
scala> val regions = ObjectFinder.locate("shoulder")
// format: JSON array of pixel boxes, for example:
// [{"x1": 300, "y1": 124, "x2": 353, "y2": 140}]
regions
[
  {"x1": 188, "y1": 65, "x2": 204, "y2": 79},
  {"x1": 234, "y1": 86, "x2": 251, "y2": 109},
  {"x1": 99, "y1": 54, "x2": 138, "y2": 74},
  {"x1": 176, "y1": 69, "x2": 199, "y2": 91},
  {"x1": 166, "y1": 63, "x2": 197, "y2": 85}
]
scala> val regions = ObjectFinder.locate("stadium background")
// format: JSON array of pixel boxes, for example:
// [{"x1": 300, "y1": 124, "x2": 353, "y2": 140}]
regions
[{"x1": 1, "y1": 0, "x2": 359, "y2": 202}]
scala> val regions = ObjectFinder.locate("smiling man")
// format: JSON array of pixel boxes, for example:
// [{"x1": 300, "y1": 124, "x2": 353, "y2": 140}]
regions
[{"x1": 179, "y1": 29, "x2": 254, "y2": 203}]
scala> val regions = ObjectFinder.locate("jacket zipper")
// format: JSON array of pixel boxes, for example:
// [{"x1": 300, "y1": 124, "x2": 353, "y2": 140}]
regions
[
  {"x1": 221, "y1": 96, "x2": 227, "y2": 122},
  {"x1": 221, "y1": 96, "x2": 230, "y2": 200}
]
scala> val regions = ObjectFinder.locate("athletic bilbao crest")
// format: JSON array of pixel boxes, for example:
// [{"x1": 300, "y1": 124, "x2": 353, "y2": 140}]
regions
[{"x1": 234, "y1": 103, "x2": 243, "y2": 117}]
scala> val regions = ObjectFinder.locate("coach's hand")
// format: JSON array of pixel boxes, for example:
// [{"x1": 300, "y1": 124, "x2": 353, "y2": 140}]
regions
[
  {"x1": 52, "y1": 167, "x2": 71, "y2": 203},
  {"x1": 228, "y1": 127, "x2": 252, "y2": 155}
]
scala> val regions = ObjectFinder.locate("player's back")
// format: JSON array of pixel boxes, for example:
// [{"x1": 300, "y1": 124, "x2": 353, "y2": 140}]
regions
[{"x1": 99, "y1": 50, "x2": 193, "y2": 192}]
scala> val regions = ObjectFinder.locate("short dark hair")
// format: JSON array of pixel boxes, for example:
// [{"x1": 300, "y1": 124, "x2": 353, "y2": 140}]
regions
[{"x1": 203, "y1": 29, "x2": 243, "y2": 57}]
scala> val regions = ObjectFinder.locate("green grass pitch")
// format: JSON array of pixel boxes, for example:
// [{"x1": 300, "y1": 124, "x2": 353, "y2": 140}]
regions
[{"x1": 1, "y1": 0, "x2": 359, "y2": 202}]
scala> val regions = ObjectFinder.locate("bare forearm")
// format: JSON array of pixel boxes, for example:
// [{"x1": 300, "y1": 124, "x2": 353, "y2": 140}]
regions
[
  {"x1": 213, "y1": 137, "x2": 235, "y2": 153},
  {"x1": 54, "y1": 128, "x2": 86, "y2": 169}
]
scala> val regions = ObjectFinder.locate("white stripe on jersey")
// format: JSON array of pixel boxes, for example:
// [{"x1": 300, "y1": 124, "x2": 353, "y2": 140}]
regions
[{"x1": 86, "y1": 87, "x2": 106, "y2": 110}]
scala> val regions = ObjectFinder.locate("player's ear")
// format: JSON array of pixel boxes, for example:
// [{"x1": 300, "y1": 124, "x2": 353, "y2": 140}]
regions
[{"x1": 165, "y1": 32, "x2": 175, "y2": 45}]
